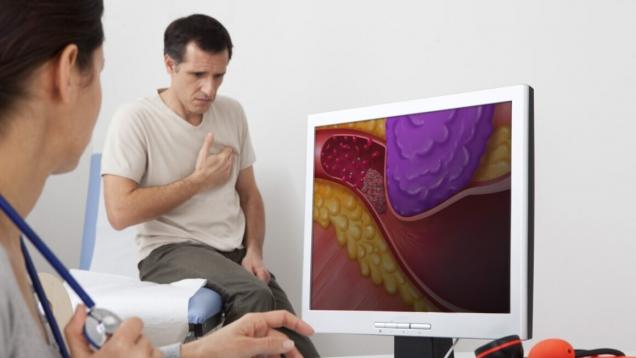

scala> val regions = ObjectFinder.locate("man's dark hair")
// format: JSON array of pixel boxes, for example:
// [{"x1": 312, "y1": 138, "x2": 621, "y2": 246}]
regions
[
  {"x1": 164, "y1": 14, "x2": 233, "y2": 64},
  {"x1": 0, "y1": 0, "x2": 104, "y2": 121}
]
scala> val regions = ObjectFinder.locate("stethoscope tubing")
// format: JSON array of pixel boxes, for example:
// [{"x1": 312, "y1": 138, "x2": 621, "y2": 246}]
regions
[
  {"x1": 0, "y1": 194, "x2": 95, "y2": 307},
  {"x1": 21, "y1": 238, "x2": 70, "y2": 358}
]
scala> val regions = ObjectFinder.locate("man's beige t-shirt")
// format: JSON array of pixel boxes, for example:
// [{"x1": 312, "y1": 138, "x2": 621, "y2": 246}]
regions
[{"x1": 101, "y1": 92, "x2": 256, "y2": 262}]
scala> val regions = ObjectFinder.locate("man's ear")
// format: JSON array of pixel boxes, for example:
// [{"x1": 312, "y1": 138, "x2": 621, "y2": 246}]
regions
[
  {"x1": 164, "y1": 54, "x2": 179, "y2": 74},
  {"x1": 54, "y1": 44, "x2": 79, "y2": 103}
]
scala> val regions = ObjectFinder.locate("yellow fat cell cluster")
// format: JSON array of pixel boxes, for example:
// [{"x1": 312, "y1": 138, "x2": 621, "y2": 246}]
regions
[
  {"x1": 313, "y1": 179, "x2": 431, "y2": 311},
  {"x1": 473, "y1": 124, "x2": 511, "y2": 182},
  {"x1": 320, "y1": 118, "x2": 387, "y2": 140}
]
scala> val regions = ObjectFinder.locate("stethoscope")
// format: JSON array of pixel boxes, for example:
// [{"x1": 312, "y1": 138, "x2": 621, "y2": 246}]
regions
[{"x1": 0, "y1": 194, "x2": 122, "y2": 358}]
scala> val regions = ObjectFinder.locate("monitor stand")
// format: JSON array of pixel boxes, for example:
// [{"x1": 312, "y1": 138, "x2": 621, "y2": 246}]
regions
[{"x1": 394, "y1": 336, "x2": 454, "y2": 358}]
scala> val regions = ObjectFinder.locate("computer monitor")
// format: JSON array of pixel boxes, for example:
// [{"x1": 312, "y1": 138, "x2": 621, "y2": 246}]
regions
[{"x1": 301, "y1": 85, "x2": 534, "y2": 357}]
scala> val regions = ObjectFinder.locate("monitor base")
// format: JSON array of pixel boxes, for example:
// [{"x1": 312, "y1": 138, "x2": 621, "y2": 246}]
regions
[{"x1": 394, "y1": 336, "x2": 454, "y2": 358}]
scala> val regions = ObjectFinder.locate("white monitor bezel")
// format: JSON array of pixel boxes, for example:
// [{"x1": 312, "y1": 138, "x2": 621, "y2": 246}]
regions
[{"x1": 301, "y1": 85, "x2": 532, "y2": 339}]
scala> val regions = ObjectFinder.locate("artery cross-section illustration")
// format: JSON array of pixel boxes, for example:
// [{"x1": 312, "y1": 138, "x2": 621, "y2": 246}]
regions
[{"x1": 311, "y1": 102, "x2": 512, "y2": 313}]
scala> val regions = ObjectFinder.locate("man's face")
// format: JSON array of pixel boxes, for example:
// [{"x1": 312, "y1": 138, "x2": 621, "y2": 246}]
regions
[{"x1": 166, "y1": 42, "x2": 229, "y2": 117}]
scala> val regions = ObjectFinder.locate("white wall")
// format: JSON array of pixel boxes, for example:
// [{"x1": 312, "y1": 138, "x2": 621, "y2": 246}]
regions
[{"x1": 30, "y1": 0, "x2": 636, "y2": 356}]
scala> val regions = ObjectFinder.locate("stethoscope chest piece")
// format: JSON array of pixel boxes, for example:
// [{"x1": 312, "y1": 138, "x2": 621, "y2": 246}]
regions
[{"x1": 83, "y1": 308, "x2": 122, "y2": 348}]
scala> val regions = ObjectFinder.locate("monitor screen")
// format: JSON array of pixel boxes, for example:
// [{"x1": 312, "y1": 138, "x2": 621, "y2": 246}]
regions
[{"x1": 302, "y1": 85, "x2": 533, "y2": 340}]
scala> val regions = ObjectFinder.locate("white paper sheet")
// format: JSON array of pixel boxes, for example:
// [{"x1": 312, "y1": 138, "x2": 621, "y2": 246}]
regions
[{"x1": 67, "y1": 269, "x2": 206, "y2": 346}]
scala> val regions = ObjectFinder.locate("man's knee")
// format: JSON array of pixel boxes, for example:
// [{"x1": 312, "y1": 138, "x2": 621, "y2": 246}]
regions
[{"x1": 233, "y1": 280, "x2": 275, "y2": 312}]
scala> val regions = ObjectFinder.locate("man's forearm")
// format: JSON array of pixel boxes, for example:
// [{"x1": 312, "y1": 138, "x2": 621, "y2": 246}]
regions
[
  {"x1": 105, "y1": 174, "x2": 202, "y2": 230},
  {"x1": 241, "y1": 190, "x2": 266, "y2": 254}
]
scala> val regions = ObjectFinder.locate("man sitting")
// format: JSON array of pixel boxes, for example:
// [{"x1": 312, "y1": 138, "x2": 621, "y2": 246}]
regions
[{"x1": 101, "y1": 13, "x2": 318, "y2": 357}]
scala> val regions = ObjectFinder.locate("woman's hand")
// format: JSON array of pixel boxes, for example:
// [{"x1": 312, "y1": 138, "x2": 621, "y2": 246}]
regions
[
  {"x1": 183, "y1": 310, "x2": 315, "y2": 358},
  {"x1": 64, "y1": 304, "x2": 162, "y2": 358}
]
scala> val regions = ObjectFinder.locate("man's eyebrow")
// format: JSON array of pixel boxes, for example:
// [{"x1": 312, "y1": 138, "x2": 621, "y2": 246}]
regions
[{"x1": 186, "y1": 70, "x2": 226, "y2": 77}]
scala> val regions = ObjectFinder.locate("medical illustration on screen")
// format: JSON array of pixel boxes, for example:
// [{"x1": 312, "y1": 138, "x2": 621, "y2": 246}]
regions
[{"x1": 311, "y1": 102, "x2": 512, "y2": 313}]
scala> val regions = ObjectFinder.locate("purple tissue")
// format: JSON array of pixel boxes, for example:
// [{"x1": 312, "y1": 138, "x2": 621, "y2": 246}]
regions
[{"x1": 386, "y1": 104, "x2": 494, "y2": 217}]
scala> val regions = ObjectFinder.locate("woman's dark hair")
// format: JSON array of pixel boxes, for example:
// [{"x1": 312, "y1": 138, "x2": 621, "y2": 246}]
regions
[
  {"x1": 164, "y1": 14, "x2": 233, "y2": 64},
  {"x1": 0, "y1": 0, "x2": 104, "y2": 119}
]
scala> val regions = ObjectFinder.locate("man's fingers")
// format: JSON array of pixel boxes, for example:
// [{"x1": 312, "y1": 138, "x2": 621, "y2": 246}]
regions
[
  {"x1": 204, "y1": 145, "x2": 232, "y2": 170},
  {"x1": 64, "y1": 304, "x2": 93, "y2": 357},
  {"x1": 258, "y1": 310, "x2": 315, "y2": 336},
  {"x1": 207, "y1": 132, "x2": 215, "y2": 147},
  {"x1": 242, "y1": 262, "x2": 257, "y2": 277},
  {"x1": 241, "y1": 261, "x2": 250, "y2": 271},
  {"x1": 221, "y1": 152, "x2": 232, "y2": 167},
  {"x1": 257, "y1": 267, "x2": 271, "y2": 283},
  {"x1": 197, "y1": 133, "x2": 214, "y2": 163},
  {"x1": 221, "y1": 146, "x2": 233, "y2": 155},
  {"x1": 221, "y1": 147, "x2": 234, "y2": 165}
]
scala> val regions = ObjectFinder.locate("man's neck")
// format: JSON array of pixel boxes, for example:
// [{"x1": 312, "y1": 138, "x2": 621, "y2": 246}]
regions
[{"x1": 159, "y1": 88, "x2": 203, "y2": 126}]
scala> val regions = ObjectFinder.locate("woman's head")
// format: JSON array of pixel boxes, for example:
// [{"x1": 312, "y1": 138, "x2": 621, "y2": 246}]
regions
[{"x1": 0, "y1": 0, "x2": 104, "y2": 173}]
